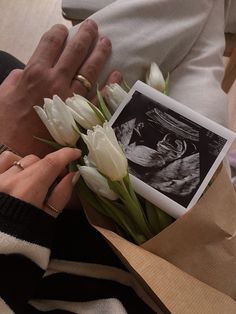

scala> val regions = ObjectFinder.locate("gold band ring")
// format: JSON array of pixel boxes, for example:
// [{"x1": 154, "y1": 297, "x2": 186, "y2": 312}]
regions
[
  {"x1": 74, "y1": 74, "x2": 92, "y2": 91},
  {"x1": 45, "y1": 202, "x2": 60, "y2": 214},
  {"x1": 12, "y1": 160, "x2": 24, "y2": 170}
]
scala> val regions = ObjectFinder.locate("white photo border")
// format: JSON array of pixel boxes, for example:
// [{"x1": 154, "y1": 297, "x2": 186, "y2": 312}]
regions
[{"x1": 109, "y1": 81, "x2": 236, "y2": 218}]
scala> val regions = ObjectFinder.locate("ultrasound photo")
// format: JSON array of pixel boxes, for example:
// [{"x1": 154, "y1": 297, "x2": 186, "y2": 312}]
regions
[{"x1": 112, "y1": 91, "x2": 227, "y2": 208}]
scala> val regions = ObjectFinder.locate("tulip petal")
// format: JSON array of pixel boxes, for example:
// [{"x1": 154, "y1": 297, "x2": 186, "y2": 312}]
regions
[
  {"x1": 146, "y1": 62, "x2": 165, "y2": 92},
  {"x1": 66, "y1": 95, "x2": 103, "y2": 129},
  {"x1": 105, "y1": 83, "x2": 127, "y2": 112},
  {"x1": 79, "y1": 166, "x2": 118, "y2": 200},
  {"x1": 82, "y1": 123, "x2": 128, "y2": 181},
  {"x1": 34, "y1": 105, "x2": 67, "y2": 146},
  {"x1": 35, "y1": 96, "x2": 79, "y2": 146}
]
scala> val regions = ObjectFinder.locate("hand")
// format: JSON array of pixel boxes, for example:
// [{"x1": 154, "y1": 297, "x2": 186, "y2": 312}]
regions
[
  {"x1": 0, "y1": 148, "x2": 81, "y2": 217},
  {"x1": 0, "y1": 20, "x2": 121, "y2": 157}
]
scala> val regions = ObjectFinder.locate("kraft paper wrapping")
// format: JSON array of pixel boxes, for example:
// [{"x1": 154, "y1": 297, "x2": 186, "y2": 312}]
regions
[{"x1": 83, "y1": 166, "x2": 236, "y2": 313}]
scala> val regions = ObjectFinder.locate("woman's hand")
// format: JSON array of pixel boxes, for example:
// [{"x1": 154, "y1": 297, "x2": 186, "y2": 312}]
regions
[
  {"x1": 0, "y1": 20, "x2": 121, "y2": 157},
  {"x1": 0, "y1": 148, "x2": 81, "y2": 217}
]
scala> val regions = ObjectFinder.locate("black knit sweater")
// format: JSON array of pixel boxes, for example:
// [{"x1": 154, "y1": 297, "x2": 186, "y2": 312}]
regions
[{"x1": 0, "y1": 192, "x2": 157, "y2": 314}]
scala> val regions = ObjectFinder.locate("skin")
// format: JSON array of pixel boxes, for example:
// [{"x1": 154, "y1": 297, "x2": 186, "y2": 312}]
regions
[
  {"x1": 0, "y1": 148, "x2": 81, "y2": 217},
  {"x1": 0, "y1": 20, "x2": 122, "y2": 215},
  {"x1": 0, "y1": 20, "x2": 122, "y2": 157}
]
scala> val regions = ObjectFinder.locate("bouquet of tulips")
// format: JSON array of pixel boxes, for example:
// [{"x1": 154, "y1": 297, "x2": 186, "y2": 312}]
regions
[{"x1": 34, "y1": 63, "x2": 174, "y2": 245}]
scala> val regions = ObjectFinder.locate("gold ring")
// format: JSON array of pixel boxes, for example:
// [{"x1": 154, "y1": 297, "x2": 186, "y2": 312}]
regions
[
  {"x1": 45, "y1": 202, "x2": 60, "y2": 214},
  {"x1": 74, "y1": 74, "x2": 92, "y2": 91},
  {"x1": 12, "y1": 160, "x2": 24, "y2": 170}
]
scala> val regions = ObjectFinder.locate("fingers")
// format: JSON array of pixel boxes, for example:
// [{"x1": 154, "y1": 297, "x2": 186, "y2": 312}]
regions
[
  {"x1": 0, "y1": 148, "x2": 80, "y2": 215},
  {"x1": 71, "y1": 36, "x2": 112, "y2": 95},
  {"x1": 28, "y1": 24, "x2": 68, "y2": 67},
  {"x1": 103, "y1": 70, "x2": 123, "y2": 87},
  {"x1": 5, "y1": 154, "x2": 40, "y2": 176},
  {"x1": 91, "y1": 70, "x2": 122, "y2": 105},
  {"x1": 0, "y1": 151, "x2": 21, "y2": 174},
  {"x1": 27, "y1": 148, "x2": 81, "y2": 188},
  {"x1": 55, "y1": 19, "x2": 98, "y2": 81},
  {"x1": 44, "y1": 172, "x2": 75, "y2": 217}
]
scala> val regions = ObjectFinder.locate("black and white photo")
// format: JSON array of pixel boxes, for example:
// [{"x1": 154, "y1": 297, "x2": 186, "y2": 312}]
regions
[{"x1": 110, "y1": 81, "x2": 235, "y2": 217}]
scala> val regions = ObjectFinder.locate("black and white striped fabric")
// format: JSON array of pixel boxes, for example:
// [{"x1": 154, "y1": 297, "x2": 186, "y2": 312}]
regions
[{"x1": 0, "y1": 192, "x2": 160, "y2": 314}]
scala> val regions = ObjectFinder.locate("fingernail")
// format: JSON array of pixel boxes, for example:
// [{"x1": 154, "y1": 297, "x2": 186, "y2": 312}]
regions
[
  {"x1": 112, "y1": 71, "x2": 122, "y2": 82},
  {"x1": 100, "y1": 36, "x2": 112, "y2": 48},
  {"x1": 85, "y1": 19, "x2": 98, "y2": 30},
  {"x1": 72, "y1": 171, "x2": 80, "y2": 186},
  {"x1": 73, "y1": 148, "x2": 81, "y2": 157}
]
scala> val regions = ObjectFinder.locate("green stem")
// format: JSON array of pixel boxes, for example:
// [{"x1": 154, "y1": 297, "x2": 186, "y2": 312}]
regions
[
  {"x1": 98, "y1": 197, "x2": 146, "y2": 244},
  {"x1": 77, "y1": 178, "x2": 146, "y2": 244},
  {"x1": 119, "y1": 179, "x2": 153, "y2": 239}
]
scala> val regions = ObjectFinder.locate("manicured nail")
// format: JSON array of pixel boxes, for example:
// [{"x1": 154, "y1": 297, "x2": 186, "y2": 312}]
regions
[
  {"x1": 100, "y1": 36, "x2": 112, "y2": 47},
  {"x1": 73, "y1": 148, "x2": 81, "y2": 157}
]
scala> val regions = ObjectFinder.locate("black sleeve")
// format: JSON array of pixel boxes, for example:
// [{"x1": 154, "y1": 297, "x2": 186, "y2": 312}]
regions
[{"x1": 0, "y1": 192, "x2": 56, "y2": 313}]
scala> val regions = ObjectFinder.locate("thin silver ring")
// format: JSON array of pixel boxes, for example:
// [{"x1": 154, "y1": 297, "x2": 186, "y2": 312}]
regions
[
  {"x1": 12, "y1": 160, "x2": 24, "y2": 170},
  {"x1": 74, "y1": 74, "x2": 92, "y2": 91}
]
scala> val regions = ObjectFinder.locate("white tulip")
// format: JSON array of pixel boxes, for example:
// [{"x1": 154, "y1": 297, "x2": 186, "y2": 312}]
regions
[
  {"x1": 79, "y1": 166, "x2": 118, "y2": 200},
  {"x1": 34, "y1": 95, "x2": 79, "y2": 146},
  {"x1": 82, "y1": 122, "x2": 128, "y2": 181},
  {"x1": 146, "y1": 62, "x2": 166, "y2": 93},
  {"x1": 66, "y1": 94, "x2": 103, "y2": 130},
  {"x1": 105, "y1": 83, "x2": 128, "y2": 112}
]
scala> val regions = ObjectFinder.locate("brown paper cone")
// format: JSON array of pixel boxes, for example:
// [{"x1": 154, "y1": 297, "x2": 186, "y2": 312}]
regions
[{"x1": 82, "y1": 166, "x2": 236, "y2": 313}]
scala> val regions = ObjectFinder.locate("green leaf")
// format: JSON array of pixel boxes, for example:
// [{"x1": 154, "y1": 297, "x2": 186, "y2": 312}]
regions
[
  {"x1": 77, "y1": 177, "x2": 145, "y2": 244},
  {"x1": 96, "y1": 86, "x2": 112, "y2": 121},
  {"x1": 98, "y1": 196, "x2": 145, "y2": 244},
  {"x1": 68, "y1": 160, "x2": 79, "y2": 172},
  {"x1": 33, "y1": 136, "x2": 64, "y2": 150},
  {"x1": 164, "y1": 72, "x2": 170, "y2": 95},
  {"x1": 107, "y1": 177, "x2": 153, "y2": 239},
  {"x1": 77, "y1": 177, "x2": 104, "y2": 210},
  {"x1": 122, "y1": 79, "x2": 131, "y2": 92},
  {"x1": 107, "y1": 179, "x2": 127, "y2": 201},
  {"x1": 87, "y1": 98, "x2": 106, "y2": 124},
  {"x1": 123, "y1": 174, "x2": 141, "y2": 208},
  {"x1": 145, "y1": 200, "x2": 161, "y2": 234},
  {"x1": 156, "y1": 206, "x2": 175, "y2": 231}
]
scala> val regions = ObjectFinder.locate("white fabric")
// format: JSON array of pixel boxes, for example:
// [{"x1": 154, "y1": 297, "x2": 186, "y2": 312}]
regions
[
  {"x1": 31, "y1": 298, "x2": 127, "y2": 314},
  {"x1": 0, "y1": 231, "x2": 50, "y2": 269},
  {"x1": 69, "y1": 0, "x2": 228, "y2": 127},
  {"x1": 45, "y1": 259, "x2": 159, "y2": 312}
]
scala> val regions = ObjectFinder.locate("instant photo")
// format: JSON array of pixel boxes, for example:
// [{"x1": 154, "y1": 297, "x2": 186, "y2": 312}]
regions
[{"x1": 110, "y1": 81, "x2": 236, "y2": 218}]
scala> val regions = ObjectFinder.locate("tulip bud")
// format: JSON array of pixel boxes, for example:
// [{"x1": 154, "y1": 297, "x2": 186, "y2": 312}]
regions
[
  {"x1": 146, "y1": 62, "x2": 166, "y2": 93},
  {"x1": 34, "y1": 95, "x2": 79, "y2": 146},
  {"x1": 82, "y1": 122, "x2": 128, "y2": 181},
  {"x1": 79, "y1": 166, "x2": 118, "y2": 200},
  {"x1": 66, "y1": 94, "x2": 103, "y2": 130},
  {"x1": 105, "y1": 83, "x2": 128, "y2": 112}
]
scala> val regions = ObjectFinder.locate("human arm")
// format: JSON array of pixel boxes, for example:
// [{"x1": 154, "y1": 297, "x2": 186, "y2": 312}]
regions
[
  {"x1": 0, "y1": 20, "x2": 121, "y2": 158},
  {"x1": 0, "y1": 148, "x2": 80, "y2": 313}
]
